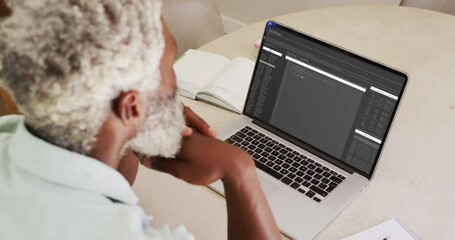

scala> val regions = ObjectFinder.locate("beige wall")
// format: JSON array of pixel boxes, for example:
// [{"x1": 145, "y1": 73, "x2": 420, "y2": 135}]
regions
[{"x1": 214, "y1": 0, "x2": 401, "y2": 32}]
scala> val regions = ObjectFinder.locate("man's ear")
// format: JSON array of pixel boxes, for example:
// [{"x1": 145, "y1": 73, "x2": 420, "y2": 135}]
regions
[{"x1": 114, "y1": 91, "x2": 144, "y2": 128}]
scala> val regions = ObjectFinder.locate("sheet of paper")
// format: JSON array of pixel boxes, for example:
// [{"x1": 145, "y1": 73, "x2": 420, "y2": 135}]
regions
[{"x1": 342, "y1": 218, "x2": 421, "y2": 240}]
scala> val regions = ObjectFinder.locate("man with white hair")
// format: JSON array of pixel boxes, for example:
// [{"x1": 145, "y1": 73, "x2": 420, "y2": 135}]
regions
[{"x1": 0, "y1": 0, "x2": 281, "y2": 239}]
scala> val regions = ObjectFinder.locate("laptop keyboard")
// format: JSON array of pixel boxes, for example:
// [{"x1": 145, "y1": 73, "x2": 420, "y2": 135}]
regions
[{"x1": 225, "y1": 126, "x2": 346, "y2": 203}]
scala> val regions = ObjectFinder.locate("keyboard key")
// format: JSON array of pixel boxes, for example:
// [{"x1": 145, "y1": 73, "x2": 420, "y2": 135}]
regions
[
  {"x1": 252, "y1": 153, "x2": 260, "y2": 159},
  {"x1": 302, "y1": 181, "x2": 311, "y2": 187},
  {"x1": 280, "y1": 169, "x2": 289, "y2": 175},
  {"x1": 285, "y1": 159, "x2": 293, "y2": 164},
  {"x1": 296, "y1": 171, "x2": 304, "y2": 177},
  {"x1": 278, "y1": 155, "x2": 286, "y2": 160},
  {"x1": 266, "y1": 161, "x2": 274, "y2": 167},
  {"x1": 322, "y1": 166, "x2": 329, "y2": 171},
  {"x1": 311, "y1": 179, "x2": 320, "y2": 185},
  {"x1": 246, "y1": 150, "x2": 254, "y2": 155},
  {"x1": 308, "y1": 164, "x2": 316, "y2": 170},
  {"x1": 259, "y1": 157, "x2": 267, "y2": 163},
  {"x1": 276, "y1": 160, "x2": 283, "y2": 165},
  {"x1": 310, "y1": 185, "x2": 328, "y2": 197},
  {"x1": 315, "y1": 168, "x2": 323, "y2": 174},
  {"x1": 307, "y1": 170, "x2": 315, "y2": 176},
  {"x1": 295, "y1": 177, "x2": 304, "y2": 183},
  {"x1": 254, "y1": 161, "x2": 283, "y2": 180},
  {"x1": 282, "y1": 163, "x2": 291, "y2": 169},
  {"x1": 266, "y1": 142, "x2": 274, "y2": 147},
  {"x1": 235, "y1": 132, "x2": 246, "y2": 139},
  {"x1": 231, "y1": 135, "x2": 242, "y2": 142},
  {"x1": 326, "y1": 185, "x2": 336, "y2": 193},
  {"x1": 258, "y1": 143, "x2": 266, "y2": 149},
  {"x1": 287, "y1": 173, "x2": 296, "y2": 179},
  {"x1": 303, "y1": 175, "x2": 312, "y2": 181},
  {"x1": 290, "y1": 182, "x2": 300, "y2": 189},
  {"x1": 299, "y1": 166, "x2": 308, "y2": 172},
  {"x1": 269, "y1": 156, "x2": 276, "y2": 161},
  {"x1": 225, "y1": 138, "x2": 235, "y2": 144},
  {"x1": 281, "y1": 177, "x2": 292, "y2": 185},
  {"x1": 260, "y1": 152, "x2": 269, "y2": 157},
  {"x1": 273, "y1": 165, "x2": 282, "y2": 171},
  {"x1": 286, "y1": 152, "x2": 294, "y2": 158},
  {"x1": 279, "y1": 149, "x2": 287, "y2": 154},
  {"x1": 322, "y1": 172, "x2": 331, "y2": 177},
  {"x1": 338, "y1": 174, "x2": 346, "y2": 180},
  {"x1": 289, "y1": 167, "x2": 298, "y2": 173},
  {"x1": 326, "y1": 182, "x2": 338, "y2": 192},
  {"x1": 240, "y1": 128, "x2": 249, "y2": 133},
  {"x1": 245, "y1": 126, "x2": 252, "y2": 130},
  {"x1": 305, "y1": 191, "x2": 315, "y2": 198},
  {"x1": 265, "y1": 147, "x2": 273, "y2": 152},
  {"x1": 292, "y1": 162, "x2": 300, "y2": 168},
  {"x1": 272, "y1": 150, "x2": 280, "y2": 156},
  {"x1": 314, "y1": 174, "x2": 322, "y2": 180},
  {"x1": 313, "y1": 197, "x2": 321, "y2": 203},
  {"x1": 247, "y1": 131, "x2": 255, "y2": 137},
  {"x1": 318, "y1": 183, "x2": 328, "y2": 189},
  {"x1": 321, "y1": 178, "x2": 330, "y2": 184},
  {"x1": 252, "y1": 140, "x2": 260, "y2": 145},
  {"x1": 314, "y1": 162, "x2": 322, "y2": 167},
  {"x1": 330, "y1": 176, "x2": 343, "y2": 184},
  {"x1": 298, "y1": 188, "x2": 306, "y2": 194},
  {"x1": 330, "y1": 170, "x2": 337, "y2": 175}
]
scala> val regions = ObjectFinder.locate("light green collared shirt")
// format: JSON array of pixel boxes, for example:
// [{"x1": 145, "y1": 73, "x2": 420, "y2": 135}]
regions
[{"x1": 0, "y1": 115, "x2": 194, "y2": 240}]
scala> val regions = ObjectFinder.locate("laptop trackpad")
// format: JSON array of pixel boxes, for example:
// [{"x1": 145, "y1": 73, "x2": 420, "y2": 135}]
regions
[{"x1": 258, "y1": 176, "x2": 280, "y2": 197}]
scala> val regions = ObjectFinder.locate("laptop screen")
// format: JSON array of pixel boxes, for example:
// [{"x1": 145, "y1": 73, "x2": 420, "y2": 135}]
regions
[{"x1": 244, "y1": 21, "x2": 407, "y2": 178}]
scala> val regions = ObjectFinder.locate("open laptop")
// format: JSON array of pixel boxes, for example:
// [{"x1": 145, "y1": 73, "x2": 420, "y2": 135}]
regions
[{"x1": 209, "y1": 21, "x2": 408, "y2": 239}]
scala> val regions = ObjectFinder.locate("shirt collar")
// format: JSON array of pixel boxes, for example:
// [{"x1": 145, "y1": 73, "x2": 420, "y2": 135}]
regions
[{"x1": 8, "y1": 117, "x2": 138, "y2": 205}]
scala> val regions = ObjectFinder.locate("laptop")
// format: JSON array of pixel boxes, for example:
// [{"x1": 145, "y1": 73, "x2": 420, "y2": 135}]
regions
[{"x1": 209, "y1": 21, "x2": 408, "y2": 240}]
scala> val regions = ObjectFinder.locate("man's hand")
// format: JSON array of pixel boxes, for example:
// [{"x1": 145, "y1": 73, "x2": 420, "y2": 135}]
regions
[
  {"x1": 150, "y1": 132, "x2": 281, "y2": 240},
  {"x1": 181, "y1": 106, "x2": 216, "y2": 138}
]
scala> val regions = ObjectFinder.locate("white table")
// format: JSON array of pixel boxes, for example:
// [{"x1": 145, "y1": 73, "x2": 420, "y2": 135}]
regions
[{"x1": 133, "y1": 6, "x2": 455, "y2": 240}]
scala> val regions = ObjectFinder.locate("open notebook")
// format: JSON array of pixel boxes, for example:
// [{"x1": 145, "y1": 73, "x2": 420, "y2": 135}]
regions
[{"x1": 173, "y1": 49, "x2": 255, "y2": 113}]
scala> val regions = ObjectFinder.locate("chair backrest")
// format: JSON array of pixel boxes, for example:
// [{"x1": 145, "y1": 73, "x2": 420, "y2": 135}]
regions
[
  {"x1": 401, "y1": 0, "x2": 455, "y2": 15},
  {"x1": 162, "y1": 0, "x2": 225, "y2": 57}
]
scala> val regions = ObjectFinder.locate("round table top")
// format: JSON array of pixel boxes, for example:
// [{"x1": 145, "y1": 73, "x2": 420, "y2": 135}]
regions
[{"x1": 134, "y1": 6, "x2": 455, "y2": 240}]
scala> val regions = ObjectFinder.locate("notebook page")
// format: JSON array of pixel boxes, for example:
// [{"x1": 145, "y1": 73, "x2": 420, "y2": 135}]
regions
[
  {"x1": 342, "y1": 218, "x2": 421, "y2": 240},
  {"x1": 174, "y1": 49, "x2": 230, "y2": 99},
  {"x1": 199, "y1": 57, "x2": 255, "y2": 112}
]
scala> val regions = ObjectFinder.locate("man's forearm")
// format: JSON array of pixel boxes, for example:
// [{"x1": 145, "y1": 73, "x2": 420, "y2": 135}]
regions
[{"x1": 223, "y1": 166, "x2": 281, "y2": 240}]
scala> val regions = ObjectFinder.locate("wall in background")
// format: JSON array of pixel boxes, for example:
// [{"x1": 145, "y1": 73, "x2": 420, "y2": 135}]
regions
[{"x1": 214, "y1": 0, "x2": 401, "y2": 32}]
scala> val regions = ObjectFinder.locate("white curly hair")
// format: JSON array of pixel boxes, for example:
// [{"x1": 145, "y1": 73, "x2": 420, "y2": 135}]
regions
[{"x1": 0, "y1": 0, "x2": 165, "y2": 154}]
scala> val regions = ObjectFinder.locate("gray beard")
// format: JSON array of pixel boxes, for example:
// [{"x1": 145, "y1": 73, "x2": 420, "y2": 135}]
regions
[{"x1": 127, "y1": 89, "x2": 186, "y2": 158}]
